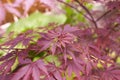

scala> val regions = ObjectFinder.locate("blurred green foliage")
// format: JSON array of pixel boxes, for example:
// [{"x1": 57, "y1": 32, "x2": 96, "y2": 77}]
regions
[{"x1": 7, "y1": 11, "x2": 67, "y2": 34}]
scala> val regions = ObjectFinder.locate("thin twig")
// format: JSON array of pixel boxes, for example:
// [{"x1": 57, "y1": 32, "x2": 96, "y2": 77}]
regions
[
  {"x1": 75, "y1": 0, "x2": 98, "y2": 28},
  {"x1": 57, "y1": 0, "x2": 92, "y2": 22},
  {"x1": 96, "y1": 10, "x2": 111, "y2": 22}
]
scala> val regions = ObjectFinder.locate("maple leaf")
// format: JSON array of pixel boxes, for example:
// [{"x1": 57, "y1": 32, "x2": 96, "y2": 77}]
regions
[
  {"x1": 100, "y1": 65, "x2": 120, "y2": 80},
  {"x1": 95, "y1": 28, "x2": 120, "y2": 55},
  {"x1": 73, "y1": 28, "x2": 94, "y2": 45},
  {"x1": 0, "y1": 0, "x2": 120, "y2": 80},
  {"x1": 65, "y1": 58, "x2": 83, "y2": 78},
  {"x1": 0, "y1": 51, "x2": 16, "y2": 80},
  {"x1": 61, "y1": 44, "x2": 83, "y2": 65},
  {"x1": 0, "y1": 74, "x2": 13, "y2": 80},
  {"x1": 0, "y1": 1, "x2": 22, "y2": 25},
  {"x1": 80, "y1": 75, "x2": 100, "y2": 80},
  {"x1": 0, "y1": 48, "x2": 32, "y2": 80},
  {"x1": 106, "y1": 1, "x2": 120, "y2": 10},
  {"x1": 0, "y1": 0, "x2": 52, "y2": 25},
  {"x1": 11, "y1": 60, "x2": 49, "y2": 80},
  {"x1": 1, "y1": 30, "x2": 34, "y2": 50},
  {"x1": 17, "y1": 49, "x2": 31, "y2": 65},
  {"x1": 68, "y1": 43, "x2": 98, "y2": 77},
  {"x1": 80, "y1": 51, "x2": 97, "y2": 76},
  {"x1": 38, "y1": 25, "x2": 79, "y2": 54},
  {"x1": 44, "y1": 63, "x2": 65, "y2": 80}
]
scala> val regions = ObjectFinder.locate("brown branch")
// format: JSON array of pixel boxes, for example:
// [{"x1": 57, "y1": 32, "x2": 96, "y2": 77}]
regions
[
  {"x1": 75, "y1": 0, "x2": 98, "y2": 28},
  {"x1": 96, "y1": 10, "x2": 111, "y2": 22},
  {"x1": 57, "y1": 0, "x2": 92, "y2": 22}
]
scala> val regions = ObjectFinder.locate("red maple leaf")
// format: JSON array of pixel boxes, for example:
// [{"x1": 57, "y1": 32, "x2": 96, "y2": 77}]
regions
[{"x1": 11, "y1": 60, "x2": 49, "y2": 80}]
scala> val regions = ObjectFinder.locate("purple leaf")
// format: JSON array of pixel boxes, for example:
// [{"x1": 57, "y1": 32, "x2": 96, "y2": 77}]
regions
[
  {"x1": 38, "y1": 25, "x2": 78, "y2": 54},
  {"x1": 23, "y1": 0, "x2": 35, "y2": 15},
  {"x1": 101, "y1": 66, "x2": 120, "y2": 80},
  {"x1": 4, "y1": 4, "x2": 21, "y2": 17},
  {"x1": 32, "y1": 66, "x2": 40, "y2": 80},
  {"x1": 46, "y1": 63, "x2": 64, "y2": 80},
  {"x1": 0, "y1": 52, "x2": 16, "y2": 79},
  {"x1": 63, "y1": 25, "x2": 79, "y2": 33},
  {"x1": 36, "y1": 60, "x2": 49, "y2": 76},
  {"x1": 12, "y1": 65, "x2": 30, "y2": 80},
  {"x1": 13, "y1": 0, "x2": 24, "y2": 7},
  {"x1": 12, "y1": 59, "x2": 49, "y2": 80},
  {"x1": 66, "y1": 59, "x2": 82, "y2": 78}
]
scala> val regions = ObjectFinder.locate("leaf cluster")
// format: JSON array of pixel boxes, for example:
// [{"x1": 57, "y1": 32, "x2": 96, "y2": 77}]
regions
[{"x1": 0, "y1": 0, "x2": 120, "y2": 80}]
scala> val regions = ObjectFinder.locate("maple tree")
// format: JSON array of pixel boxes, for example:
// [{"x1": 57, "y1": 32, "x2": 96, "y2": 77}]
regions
[{"x1": 0, "y1": 0, "x2": 120, "y2": 80}]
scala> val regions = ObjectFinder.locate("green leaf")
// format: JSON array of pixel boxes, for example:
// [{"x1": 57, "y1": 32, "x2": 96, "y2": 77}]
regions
[
  {"x1": 116, "y1": 57, "x2": 120, "y2": 64},
  {"x1": 7, "y1": 12, "x2": 67, "y2": 33},
  {"x1": 44, "y1": 55, "x2": 61, "y2": 66},
  {"x1": 64, "y1": 6, "x2": 86, "y2": 25}
]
